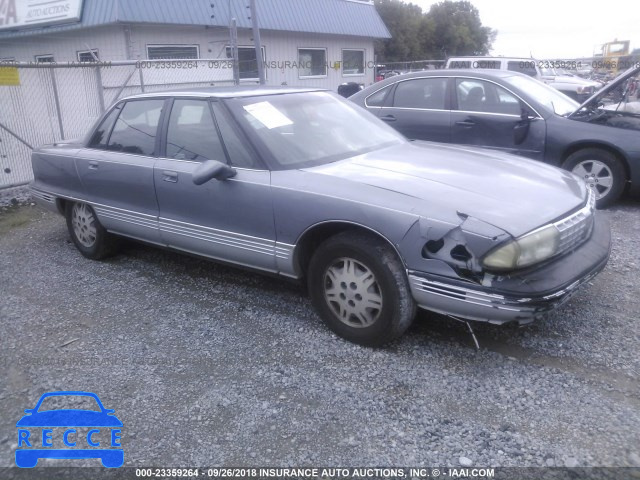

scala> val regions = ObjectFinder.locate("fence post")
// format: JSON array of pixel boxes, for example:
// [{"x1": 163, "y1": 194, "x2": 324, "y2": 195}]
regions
[
  {"x1": 49, "y1": 68, "x2": 65, "y2": 140},
  {"x1": 230, "y1": 18, "x2": 240, "y2": 85},
  {"x1": 138, "y1": 67, "x2": 145, "y2": 93},
  {"x1": 111, "y1": 66, "x2": 138, "y2": 103},
  {"x1": 95, "y1": 65, "x2": 106, "y2": 114},
  {"x1": 0, "y1": 121, "x2": 34, "y2": 150}
]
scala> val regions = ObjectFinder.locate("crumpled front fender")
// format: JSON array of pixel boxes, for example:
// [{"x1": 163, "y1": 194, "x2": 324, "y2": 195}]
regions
[{"x1": 399, "y1": 213, "x2": 512, "y2": 284}]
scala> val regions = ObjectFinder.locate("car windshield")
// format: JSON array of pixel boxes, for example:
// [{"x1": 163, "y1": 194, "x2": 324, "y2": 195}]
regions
[
  {"x1": 227, "y1": 91, "x2": 405, "y2": 169},
  {"x1": 38, "y1": 395, "x2": 101, "y2": 412},
  {"x1": 504, "y1": 74, "x2": 579, "y2": 116},
  {"x1": 539, "y1": 66, "x2": 557, "y2": 76}
]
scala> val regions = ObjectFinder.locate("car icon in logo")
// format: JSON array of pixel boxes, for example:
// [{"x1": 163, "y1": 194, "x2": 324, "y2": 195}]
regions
[{"x1": 15, "y1": 391, "x2": 123, "y2": 468}]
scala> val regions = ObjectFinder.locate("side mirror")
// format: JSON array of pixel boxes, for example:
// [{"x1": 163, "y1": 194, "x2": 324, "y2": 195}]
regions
[
  {"x1": 24, "y1": 409, "x2": 34, "y2": 414},
  {"x1": 192, "y1": 160, "x2": 237, "y2": 185}
]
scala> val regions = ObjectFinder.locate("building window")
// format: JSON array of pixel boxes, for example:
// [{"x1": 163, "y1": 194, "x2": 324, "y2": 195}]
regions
[
  {"x1": 147, "y1": 45, "x2": 199, "y2": 60},
  {"x1": 342, "y1": 49, "x2": 364, "y2": 76},
  {"x1": 35, "y1": 54, "x2": 55, "y2": 63},
  {"x1": 298, "y1": 48, "x2": 327, "y2": 78},
  {"x1": 77, "y1": 49, "x2": 99, "y2": 62},
  {"x1": 225, "y1": 46, "x2": 266, "y2": 80}
]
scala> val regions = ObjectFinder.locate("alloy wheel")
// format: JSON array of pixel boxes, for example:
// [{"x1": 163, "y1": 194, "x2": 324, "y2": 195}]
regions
[
  {"x1": 71, "y1": 203, "x2": 97, "y2": 248},
  {"x1": 572, "y1": 160, "x2": 614, "y2": 200},
  {"x1": 323, "y1": 257, "x2": 383, "y2": 328}
]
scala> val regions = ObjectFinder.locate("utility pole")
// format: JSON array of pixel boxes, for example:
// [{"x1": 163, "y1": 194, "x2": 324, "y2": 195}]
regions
[{"x1": 248, "y1": 0, "x2": 265, "y2": 84}]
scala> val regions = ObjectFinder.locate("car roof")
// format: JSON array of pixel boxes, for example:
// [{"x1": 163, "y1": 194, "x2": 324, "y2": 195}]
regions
[
  {"x1": 447, "y1": 56, "x2": 534, "y2": 61},
  {"x1": 122, "y1": 86, "x2": 326, "y2": 101},
  {"x1": 370, "y1": 69, "x2": 525, "y2": 80}
]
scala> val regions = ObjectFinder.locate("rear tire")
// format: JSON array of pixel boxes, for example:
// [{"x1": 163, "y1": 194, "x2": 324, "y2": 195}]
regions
[
  {"x1": 307, "y1": 231, "x2": 416, "y2": 347},
  {"x1": 65, "y1": 201, "x2": 118, "y2": 259},
  {"x1": 562, "y1": 148, "x2": 626, "y2": 208}
]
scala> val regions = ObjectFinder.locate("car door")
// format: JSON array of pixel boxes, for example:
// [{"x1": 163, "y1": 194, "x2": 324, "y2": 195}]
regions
[
  {"x1": 450, "y1": 77, "x2": 545, "y2": 159},
  {"x1": 75, "y1": 99, "x2": 165, "y2": 243},
  {"x1": 377, "y1": 77, "x2": 451, "y2": 142},
  {"x1": 154, "y1": 98, "x2": 277, "y2": 272}
]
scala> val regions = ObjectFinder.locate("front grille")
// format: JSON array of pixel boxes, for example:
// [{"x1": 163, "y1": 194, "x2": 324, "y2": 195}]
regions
[{"x1": 553, "y1": 189, "x2": 595, "y2": 255}]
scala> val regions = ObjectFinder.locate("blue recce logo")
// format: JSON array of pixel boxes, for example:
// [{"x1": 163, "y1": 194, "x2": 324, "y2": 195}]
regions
[{"x1": 15, "y1": 391, "x2": 123, "y2": 468}]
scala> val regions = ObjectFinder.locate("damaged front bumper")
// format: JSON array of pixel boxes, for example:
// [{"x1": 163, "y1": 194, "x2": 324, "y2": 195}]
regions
[{"x1": 407, "y1": 214, "x2": 611, "y2": 325}]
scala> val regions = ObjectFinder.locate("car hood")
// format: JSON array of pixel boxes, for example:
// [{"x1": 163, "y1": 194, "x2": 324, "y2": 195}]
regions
[
  {"x1": 303, "y1": 141, "x2": 586, "y2": 238},
  {"x1": 571, "y1": 65, "x2": 640, "y2": 116},
  {"x1": 16, "y1": 410, "x2": 123, "y2": 427},
  {"x1": 551, "y1": 75, "x2": 600, "y2": 86}
]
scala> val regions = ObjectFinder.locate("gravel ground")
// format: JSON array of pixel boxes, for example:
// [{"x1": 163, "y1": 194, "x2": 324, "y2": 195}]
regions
[{"x1": 0, "y1": 192, "x2": 639, "y2": 471}]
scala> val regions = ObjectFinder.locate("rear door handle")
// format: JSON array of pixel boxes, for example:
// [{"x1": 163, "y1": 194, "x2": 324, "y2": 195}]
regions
[
  {"x1": 455, "y1": 120, "x2": 476, "y2": 127},
  {"x1": 162, "y1": 171, "x2": 178, "y2": 183},
  {"x1": 88, "y1": 161, "x2": 99, "y2": 170},
  {"x1": 380, "y1": 114, "x2": 397, "y2": 122}
]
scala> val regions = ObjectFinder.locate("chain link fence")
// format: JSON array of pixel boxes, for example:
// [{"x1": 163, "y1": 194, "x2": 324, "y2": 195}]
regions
[
  {"x1": 0, "y1": 59, "x2": 234, "y2": 189},
  {"x1": 2, "y1": 54, "x2": 637, "y2": 190}
]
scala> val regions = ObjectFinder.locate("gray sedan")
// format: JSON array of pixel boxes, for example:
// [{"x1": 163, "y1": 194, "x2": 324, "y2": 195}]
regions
[{"x1": 30, "y1": 87, "x2": 611, "y2": 346}]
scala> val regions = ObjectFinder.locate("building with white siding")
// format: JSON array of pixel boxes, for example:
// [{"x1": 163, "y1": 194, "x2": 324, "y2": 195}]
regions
[{"x1": 0, "y1": 0, "x2": 391, "y2": 91}]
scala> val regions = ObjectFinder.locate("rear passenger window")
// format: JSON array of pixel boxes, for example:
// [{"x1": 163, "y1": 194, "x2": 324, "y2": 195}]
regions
[
  {"x1": 365, "y1": 85, "x2": 392, "y2": 107},
  {"x1": 166, "y1": 100, "x2": 226, "y2": 162},
  {"x1": 211, "y1": 102, "x2": 261, "y2": 169},
  {"x1": 88, "y1": 104, "x2": 121, "y2": 149},
  {"x1": 107, "y1": 100, "x2": 164, "y2": 155},
  {"x1": 393, "y1": 78, "x2": 447, "y2": 110}
]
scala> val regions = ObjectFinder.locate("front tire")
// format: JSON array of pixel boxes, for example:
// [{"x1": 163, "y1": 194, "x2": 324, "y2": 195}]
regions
[
  {"x1": 562, "y1": 148, "x2": 626, "y2": 208},
  {"x1": 65, "y1": 201, "x2": 118, "y2": 259},
  {"x1": 307, "y1": 231, "x2": 416, "y2": 347}
]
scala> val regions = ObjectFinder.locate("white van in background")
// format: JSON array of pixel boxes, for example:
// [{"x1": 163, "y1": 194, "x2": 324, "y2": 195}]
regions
[{"x1": 445, "y1": 56, "x2": 601, "y2": 102}]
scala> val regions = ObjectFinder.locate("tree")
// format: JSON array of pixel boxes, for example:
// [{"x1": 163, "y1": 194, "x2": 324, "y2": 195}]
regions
[
  {"x1": 374, "y1": 0, "x2": 425, "y2": 61},
  {"x1": 374, "y1": 0, "x2": 496, "y2": 62},
  {"x1": 427, "y1": 1, "x2": 496, "y2": 58}
]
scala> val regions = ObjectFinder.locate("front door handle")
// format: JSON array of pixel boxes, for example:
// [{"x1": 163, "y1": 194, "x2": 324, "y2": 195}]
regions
[
  {"x1": 380, "y1": 114, "x2": 397, "y2": 122},
  {"x1": 88, "y1": 161, "x2": 99, "y2": 170},
  {"x1": 162, "y1": 171, "x2": 178, "y2": 183},
  {"x1": 455, "y1": 120, "x2": 476, "y2": 127}
]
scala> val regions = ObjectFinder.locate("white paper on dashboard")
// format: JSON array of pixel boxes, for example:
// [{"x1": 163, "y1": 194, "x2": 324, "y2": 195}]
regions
[{"x1": 243, "y1": 101, "x2": 293, "y2": 129}]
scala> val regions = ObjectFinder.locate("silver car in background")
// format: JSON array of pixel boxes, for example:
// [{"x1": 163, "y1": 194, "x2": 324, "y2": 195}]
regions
[{"x1": 30, "y1": 88, "x2": 611, "y2": 346}]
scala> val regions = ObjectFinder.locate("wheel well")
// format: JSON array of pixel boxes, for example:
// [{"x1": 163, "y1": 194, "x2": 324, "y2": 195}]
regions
[
  {"x1": 562, "y1": 143, "x2": 631, "y2": 182},
  {"x1": 293, "y1": 223, "x2": 402, "y2": 278},
  {"x1": 55, "y1": 198, "x2": 68, "y2": 216}
]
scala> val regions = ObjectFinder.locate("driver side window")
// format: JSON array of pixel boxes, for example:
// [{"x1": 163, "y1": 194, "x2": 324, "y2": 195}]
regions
[
  {"x1": 166, "y1": 99, "x2": 226, "y2": 162},
  {"x1": 456, "y1": 79, "x2": 522, "y2": 115}
]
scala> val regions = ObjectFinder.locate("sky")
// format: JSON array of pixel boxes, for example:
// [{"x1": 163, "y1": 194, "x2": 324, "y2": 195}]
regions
[{"x1": 408, "y1": 0, "x2": 639, "y2": 59}]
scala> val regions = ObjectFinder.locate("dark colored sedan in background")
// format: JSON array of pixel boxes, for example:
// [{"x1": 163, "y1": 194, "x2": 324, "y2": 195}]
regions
[{"x1": 351, "y1": 67, "x2": 640, "y2": 207}]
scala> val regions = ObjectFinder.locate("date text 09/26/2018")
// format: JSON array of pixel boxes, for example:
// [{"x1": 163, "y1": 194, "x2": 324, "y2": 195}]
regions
[{"x1": 134, "y1": 467, "x2": 496, "y2": 479}]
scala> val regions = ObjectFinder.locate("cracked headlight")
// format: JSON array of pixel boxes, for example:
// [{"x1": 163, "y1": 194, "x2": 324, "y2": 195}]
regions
[{"x1": 483, "y1": 225, "x2": 560, "y2": 270}]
